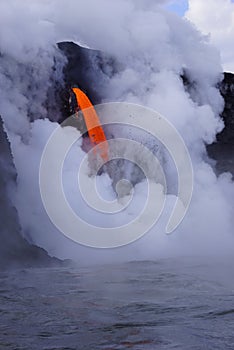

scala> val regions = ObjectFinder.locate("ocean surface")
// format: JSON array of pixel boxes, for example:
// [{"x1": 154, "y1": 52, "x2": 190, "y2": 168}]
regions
[{"x1": 1, "y1": 257, "x2": 234, "y2": 349}]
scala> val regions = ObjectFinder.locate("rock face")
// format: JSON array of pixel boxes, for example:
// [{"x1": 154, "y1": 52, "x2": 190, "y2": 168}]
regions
[
  {"x1": 0, "y1": 115, "x2": 60, "y2": 269},
  {"x1": 218, "y1": 73, "x2": 234, "y2": 144},
  {"x1": 207, "y1": 72, "x2": 234, "y2": 175},
  {"x1": 57, "y1": 41, "x2": 120, "y2": 122}
]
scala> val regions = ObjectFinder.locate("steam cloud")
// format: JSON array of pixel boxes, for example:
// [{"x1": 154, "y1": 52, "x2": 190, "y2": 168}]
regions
[
  {"x1": 186, "y1": 0, "x2": 234, "y2": 72},
  {"x1": 0, "y1": 0, "x2": 234, "y2": 263}
]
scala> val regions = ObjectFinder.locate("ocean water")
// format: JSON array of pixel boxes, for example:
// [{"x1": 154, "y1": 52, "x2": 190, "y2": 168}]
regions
[{"x1": 1, "y1": 258, "x2": 234, "y2": 349}]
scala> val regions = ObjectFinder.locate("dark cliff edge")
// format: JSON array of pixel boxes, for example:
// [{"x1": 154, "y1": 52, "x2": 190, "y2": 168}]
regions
[{"x1": 0, "y1": 115, "x2": 63, "y2": 269}]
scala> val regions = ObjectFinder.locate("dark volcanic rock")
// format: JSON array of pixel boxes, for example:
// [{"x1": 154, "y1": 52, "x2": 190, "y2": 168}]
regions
[
  {"x1": 0, "y1": 115, "x2": 61, "y2": 269},
  {"x1": 218, "y1": 73, "x2": 234, "y2": 144},
  {"x1": 57, "y1": 41, "x2": 121, "y2": 122},
  {"x1": 207, "y1": 72, "x2": 234, "y2": 175},
  {"x1": 58, "y1": 42, "x2": 115, "y2": 101}
]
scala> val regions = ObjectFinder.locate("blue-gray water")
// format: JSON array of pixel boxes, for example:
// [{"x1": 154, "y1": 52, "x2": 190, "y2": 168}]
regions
[{"x1": 1, "y1": 258, "x2": 234, "y2": 349}]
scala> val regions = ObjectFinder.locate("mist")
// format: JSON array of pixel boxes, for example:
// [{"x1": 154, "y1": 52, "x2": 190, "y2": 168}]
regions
[{"x1": 0, "y1": 0, "x2": 234, "y2": 264}]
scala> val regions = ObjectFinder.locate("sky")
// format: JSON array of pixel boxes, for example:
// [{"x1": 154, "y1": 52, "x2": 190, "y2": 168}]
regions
[
  {"x1": 165, "y1": 0, "x2": 234, "y2": 72},
  {"x1": 165, "y1": 0, "x2": 188, "y2": 16}
]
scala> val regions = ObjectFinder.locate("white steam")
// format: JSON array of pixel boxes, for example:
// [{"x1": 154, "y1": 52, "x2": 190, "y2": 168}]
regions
[
  {"x1": 186, "y1": 0, "x2": 234, "y2": 72},
  {"x1": 0, "y1": 0, "x2": 234, "y2": 263}
]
